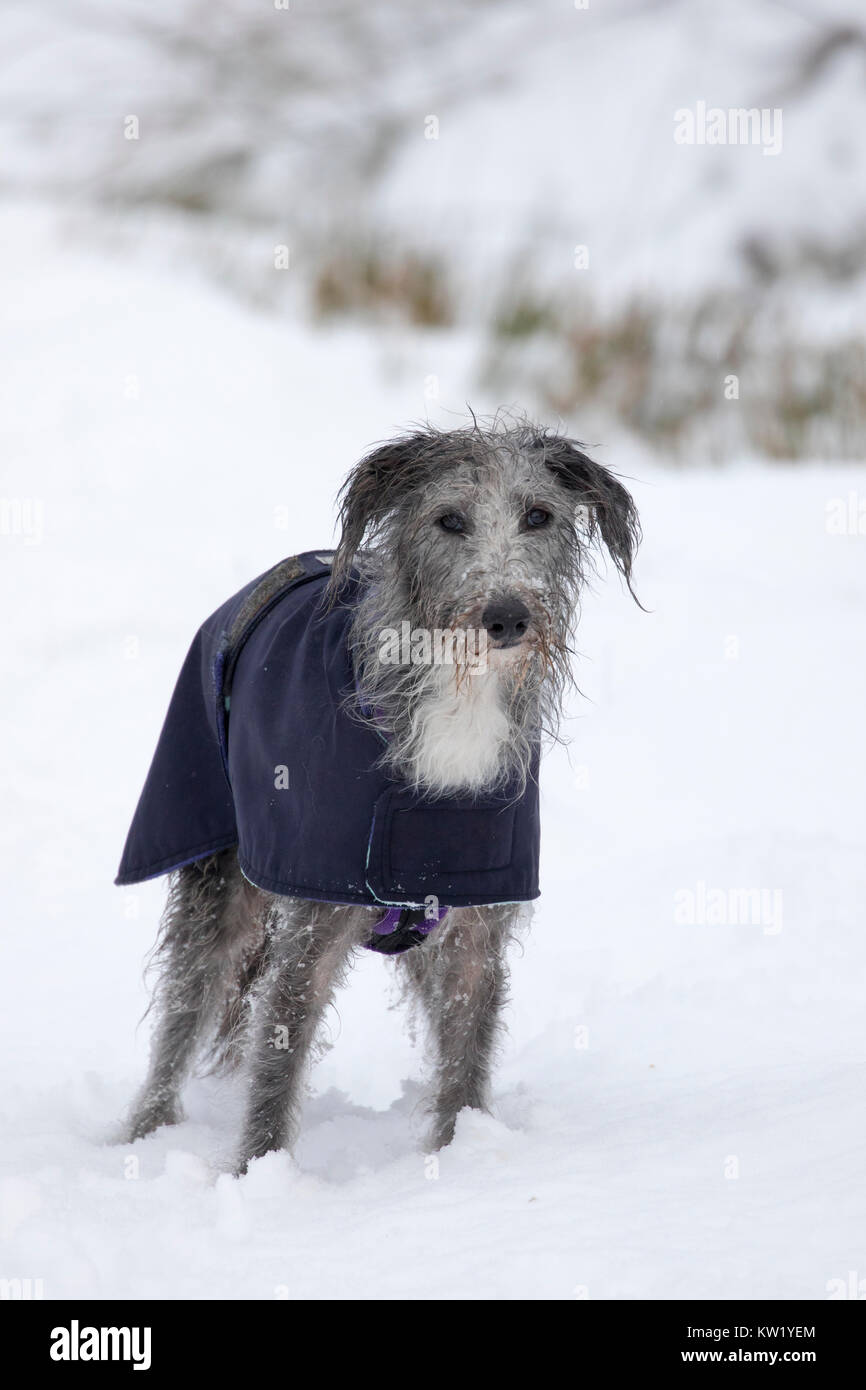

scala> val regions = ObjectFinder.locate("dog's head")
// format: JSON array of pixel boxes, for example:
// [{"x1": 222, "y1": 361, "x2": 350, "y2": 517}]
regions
[{"x1": 330, "y1": 418, "x2": 640, "y2": 675}]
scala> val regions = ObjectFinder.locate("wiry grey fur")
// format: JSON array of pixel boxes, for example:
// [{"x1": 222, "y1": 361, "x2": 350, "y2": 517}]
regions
[{"x1": 123, "y1": 413, "x2": 640, "y2": 1173}]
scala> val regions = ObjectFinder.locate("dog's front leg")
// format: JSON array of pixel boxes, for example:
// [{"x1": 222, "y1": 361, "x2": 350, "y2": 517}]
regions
[
  {"x1": 235, "y1": 901, "x2": 362, "y2": 1174},
  {"x1": 403, "y1": 905, "x2": 517, "y2": 1151}
]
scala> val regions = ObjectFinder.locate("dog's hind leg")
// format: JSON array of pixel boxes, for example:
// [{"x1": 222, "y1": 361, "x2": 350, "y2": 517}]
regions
[
  {"x1": 235, "y1": 901, "x2": 364, "y2": 1173},
  {"x1": 124, "y1": 850, "x2": 266, "y2": 1141},
  {"x1": 401, "y1": 905, "x2": 518, "y2": 1151}
]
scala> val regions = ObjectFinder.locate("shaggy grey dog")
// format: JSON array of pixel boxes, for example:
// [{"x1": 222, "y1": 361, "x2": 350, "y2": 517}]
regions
[{"x1": 124, "y1": 417, "x2": 640, "y2": 1173}]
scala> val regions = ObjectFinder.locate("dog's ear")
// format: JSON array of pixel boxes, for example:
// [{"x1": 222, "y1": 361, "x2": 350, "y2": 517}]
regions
[
  {"x1": 540, "y1": 436, "x2": 641, "y2": 597},
  {"x1": 329, "y1": 433, "x2": 427, "y2": 594}
]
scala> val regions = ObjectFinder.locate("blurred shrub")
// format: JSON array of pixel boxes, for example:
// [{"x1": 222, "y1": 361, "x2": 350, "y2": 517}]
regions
[
  {"x1": 481, "y1": 285, "x2": 866, "y2": 461},
  {"x1": 312, "y1": 246, "x2": 453, "y2": 327}
]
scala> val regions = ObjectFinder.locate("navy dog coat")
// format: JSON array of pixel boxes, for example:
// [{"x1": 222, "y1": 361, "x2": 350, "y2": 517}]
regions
[{"x1": 116, "y1": 552, "x2": 541, "y2": 925}]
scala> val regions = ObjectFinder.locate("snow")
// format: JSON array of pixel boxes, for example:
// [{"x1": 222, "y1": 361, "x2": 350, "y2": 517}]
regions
[{"x1": 1, "y1": 205, "x2": 865, "y2": 1300}]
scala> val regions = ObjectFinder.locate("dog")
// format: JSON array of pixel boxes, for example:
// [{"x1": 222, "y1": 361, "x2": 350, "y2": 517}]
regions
[{"x1": 118, "y1": 416, "x2": 640, "y2": 1173}]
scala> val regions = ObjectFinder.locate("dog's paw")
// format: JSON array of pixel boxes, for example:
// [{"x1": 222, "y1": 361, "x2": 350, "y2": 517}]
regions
[{"x1": 122, "y1": 1099, "x2": 183, "y2": 1143}]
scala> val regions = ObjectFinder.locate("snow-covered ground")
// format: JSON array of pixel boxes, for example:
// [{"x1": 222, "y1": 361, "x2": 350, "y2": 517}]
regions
[{"x1": 1, "y1": 210, "x2": 865, "y2": 1300}]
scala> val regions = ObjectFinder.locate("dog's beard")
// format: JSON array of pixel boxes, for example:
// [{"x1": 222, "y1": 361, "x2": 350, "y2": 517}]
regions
[{"x1": 347, "y1": 576, "x2": 573, "y2": 796}]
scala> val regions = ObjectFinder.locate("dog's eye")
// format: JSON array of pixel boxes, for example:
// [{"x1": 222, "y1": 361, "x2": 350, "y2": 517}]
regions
[
  {"x1": 438, "y1": 513, "x2": 465, "y2": 533},
  {"x1": 525, "y1": 507, "x2": 551, "y2": 528}
]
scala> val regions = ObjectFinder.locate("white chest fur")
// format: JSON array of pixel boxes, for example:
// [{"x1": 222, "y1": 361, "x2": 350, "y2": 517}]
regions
[{"x1": 406, "y1": 664, "x2": 511, "y2": 793}]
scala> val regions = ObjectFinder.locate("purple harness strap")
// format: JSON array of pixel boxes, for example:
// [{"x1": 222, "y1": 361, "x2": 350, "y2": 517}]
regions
[
  {"x1": 370, "y1": 903, "x2": 450, "y2": 937},
  {"x1": 366, "y1": 903, "x2": 451, "y2": 955}
]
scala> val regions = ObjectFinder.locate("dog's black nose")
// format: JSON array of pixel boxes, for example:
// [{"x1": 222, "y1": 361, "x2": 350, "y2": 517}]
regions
[{"x1": 481, "y1": 597, "x2": 531, "y2": 646}]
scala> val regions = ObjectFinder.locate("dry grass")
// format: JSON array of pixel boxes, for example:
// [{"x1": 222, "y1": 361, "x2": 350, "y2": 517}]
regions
[
  {"x1": 482, "y1": 288, "x2": 866, "y2": 461},
  {"x1": 302, "y1": 242, "x2": 865, "y2": 461},
  {"x1": 312, "y1": 246, "x2": 453, "y2": 328}
]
